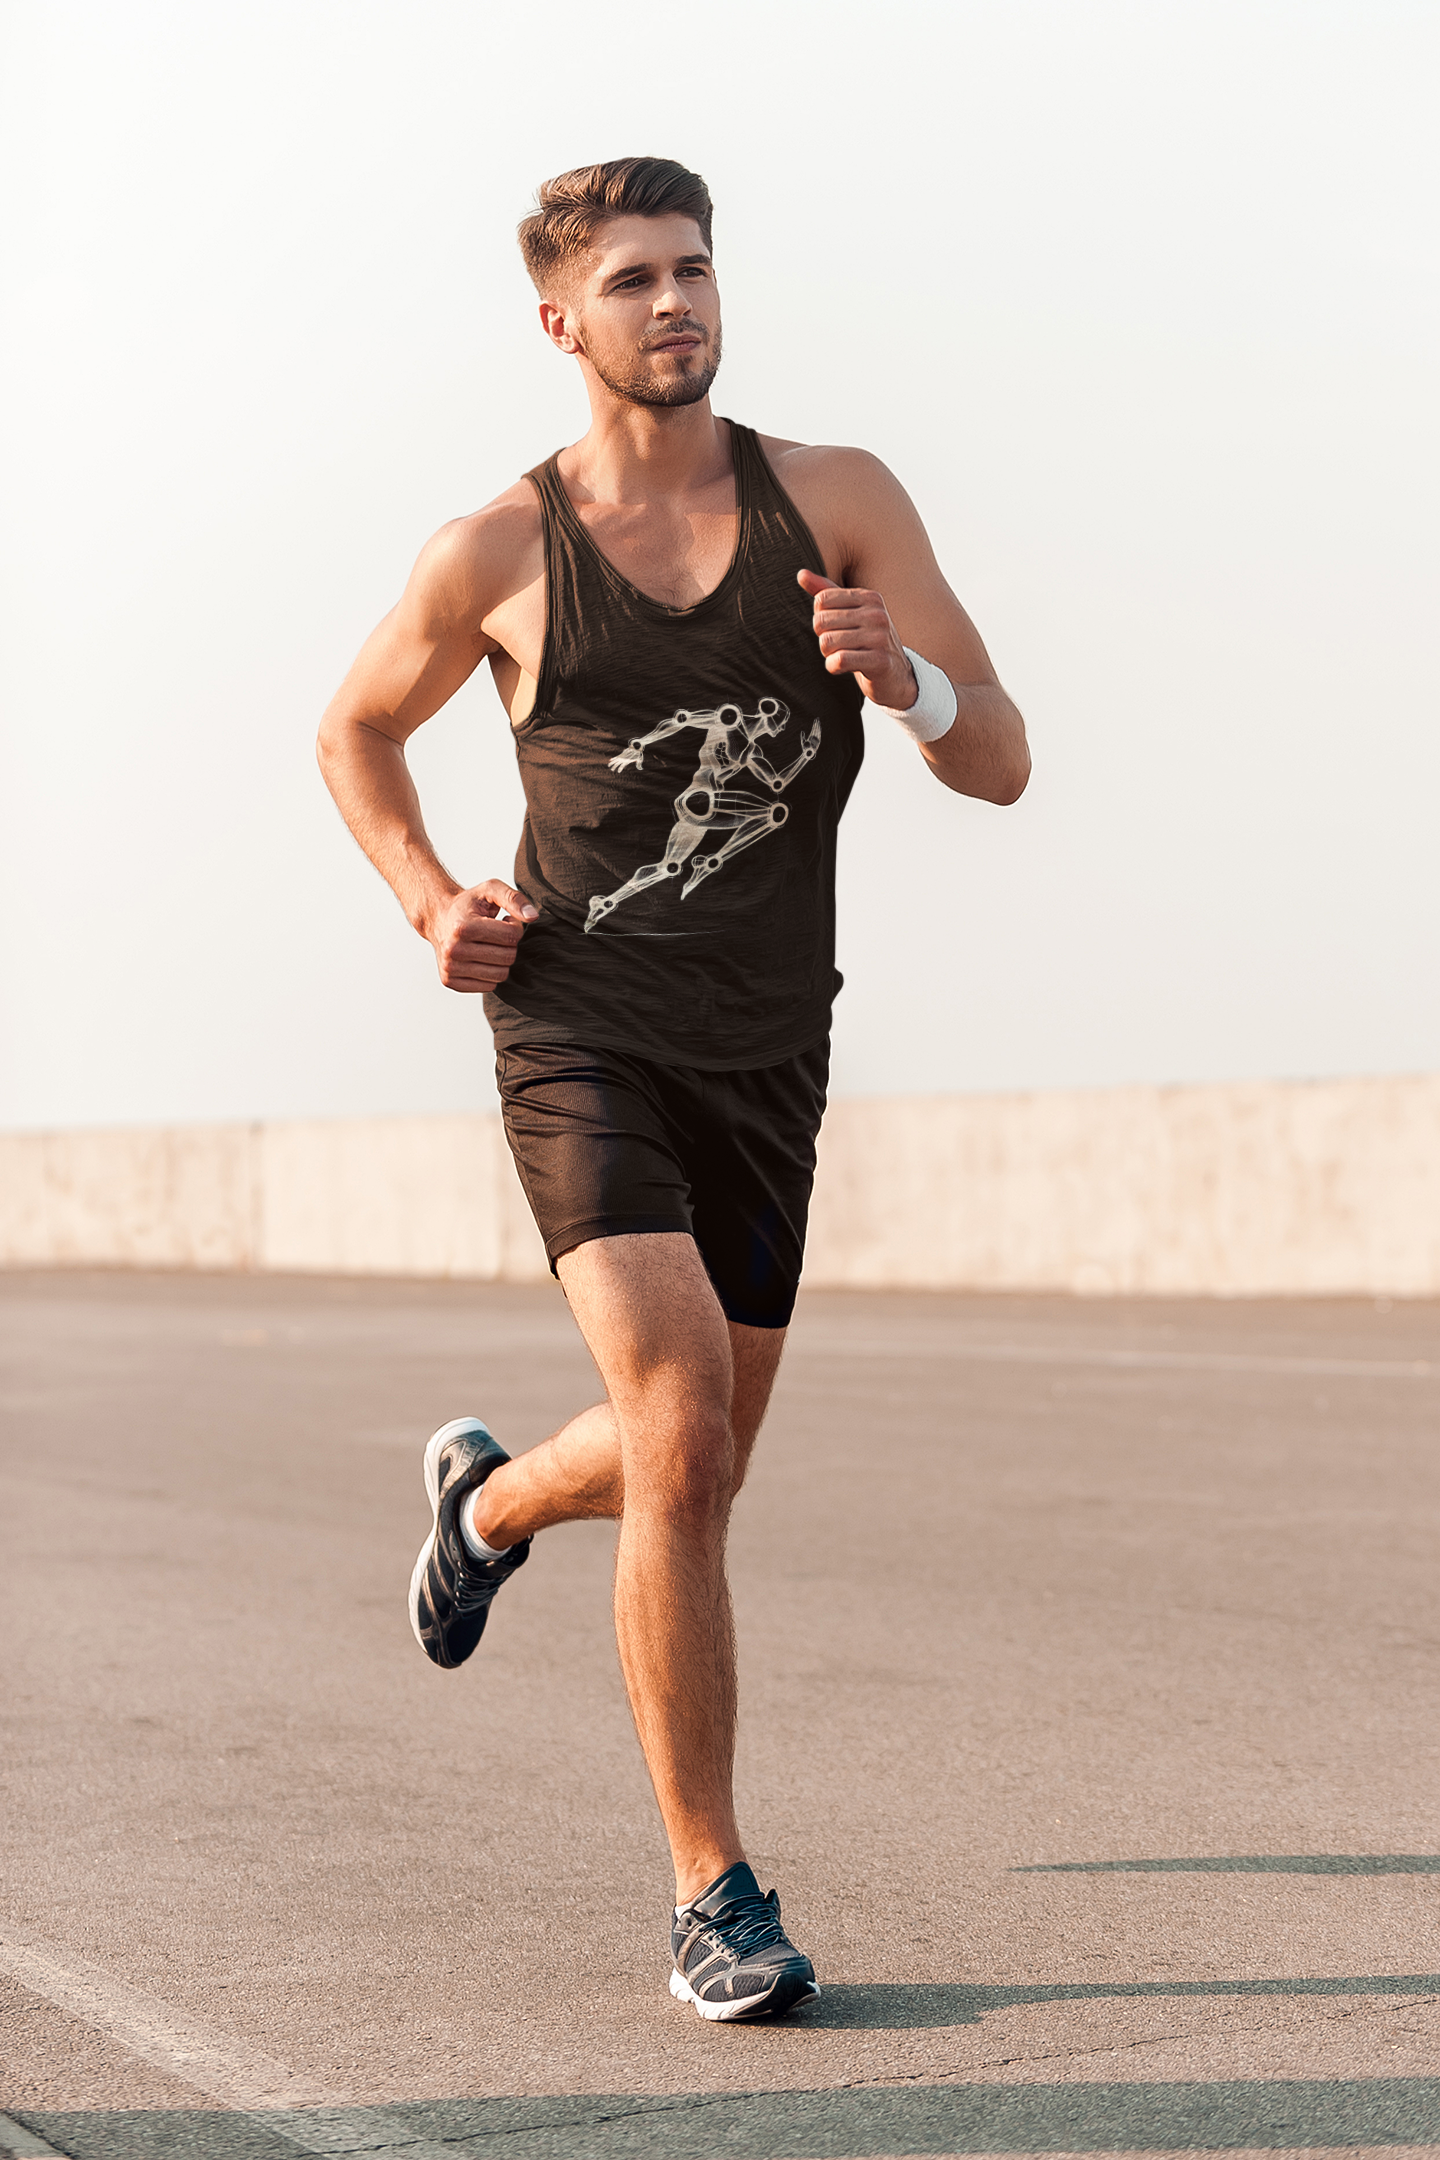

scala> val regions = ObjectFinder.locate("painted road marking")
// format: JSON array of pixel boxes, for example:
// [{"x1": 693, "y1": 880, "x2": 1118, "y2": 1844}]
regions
[
  {"x1": 0, "y1": 1925, "x2": 483, "y2": 2158},
  {"x1": 0, "y1": 2113, "x2": 72, "y2": 2158}
]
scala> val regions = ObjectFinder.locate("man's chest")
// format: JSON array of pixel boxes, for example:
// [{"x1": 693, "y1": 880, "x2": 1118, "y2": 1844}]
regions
[{"x1": 575, "y1": 498, "x2": 738, "y2": 609}]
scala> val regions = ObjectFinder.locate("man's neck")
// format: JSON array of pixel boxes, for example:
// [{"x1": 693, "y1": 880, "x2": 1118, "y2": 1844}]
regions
[{"x1": 564, "y1": 396, "x2": 732, "y2": 507}]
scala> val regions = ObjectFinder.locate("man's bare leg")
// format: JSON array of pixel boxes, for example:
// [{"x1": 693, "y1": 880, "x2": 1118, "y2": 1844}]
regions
[
  {"x1": 473, "y1": 1275, "x2": 783, "y2": 1542},
  {"x1": 471, "y1": 1232, "x2": 784, "y2": 1902}
]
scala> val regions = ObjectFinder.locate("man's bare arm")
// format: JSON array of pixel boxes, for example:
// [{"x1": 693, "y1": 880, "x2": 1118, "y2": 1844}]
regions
[
  {"x1": 787, "y1": 449, "x2": 1030, "y2": 804},
  {"x1": 316, "y1": 507, "x2": 540, "y2": 991}
]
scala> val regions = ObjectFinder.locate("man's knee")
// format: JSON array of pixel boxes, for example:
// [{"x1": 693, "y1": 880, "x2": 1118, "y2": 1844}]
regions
[{"x1": 623, "y1": 1394, "x2": 735, "y2": 1525}]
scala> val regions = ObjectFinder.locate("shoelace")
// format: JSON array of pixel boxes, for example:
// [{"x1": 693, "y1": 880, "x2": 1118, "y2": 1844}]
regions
[
  {"x1": 451, "y1": 1555, "x2": 511, "y2": 1612},
  {"x1": 685, "y1": 1890, "x2": 788, "y2": 1959}
]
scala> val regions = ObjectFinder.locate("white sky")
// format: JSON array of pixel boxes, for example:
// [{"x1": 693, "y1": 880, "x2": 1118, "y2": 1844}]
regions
[{"x1": 2, "y1": 0, "x2": 1436, "y2": 1130}]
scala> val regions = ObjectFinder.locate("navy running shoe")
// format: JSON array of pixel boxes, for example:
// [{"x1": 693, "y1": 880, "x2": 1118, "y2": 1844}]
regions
[
  {"x1": 669, "y1": 1862, "x2": 819, "y2": 2021},
  {"x1": 408, "y1": 1417, "x2": 530, "y2": 1669}
]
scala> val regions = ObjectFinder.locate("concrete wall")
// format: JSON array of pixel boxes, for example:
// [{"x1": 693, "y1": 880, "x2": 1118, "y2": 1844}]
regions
[
  {"x1": 805, "y1": 1075, "x2": 1440, "y2": 1296},
  {"x1": 0, "y1": 1117, "x2": 551, "y2": 1281},
  {"x1": 3, "y1": 1073, "x2": 1438, "y2": 1295}
]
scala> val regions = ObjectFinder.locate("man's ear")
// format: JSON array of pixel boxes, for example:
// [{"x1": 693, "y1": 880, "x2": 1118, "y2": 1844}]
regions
[{"x1": 539, "y1": 299, "x2": 583, "y2": 357}]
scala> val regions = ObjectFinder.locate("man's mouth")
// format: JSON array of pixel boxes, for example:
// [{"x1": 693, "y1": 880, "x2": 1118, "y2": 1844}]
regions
[{"x1": 644, "y1": 332, "x2": 703, "y2": 355}]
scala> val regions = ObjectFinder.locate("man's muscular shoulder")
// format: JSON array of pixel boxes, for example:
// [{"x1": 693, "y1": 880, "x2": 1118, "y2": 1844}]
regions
[
  {"x1": 407, "y1": 478, "x2": 544, "y2": 651},
  {"x1": 755, "y1": 436, "x2": 913, "y2": 586}
]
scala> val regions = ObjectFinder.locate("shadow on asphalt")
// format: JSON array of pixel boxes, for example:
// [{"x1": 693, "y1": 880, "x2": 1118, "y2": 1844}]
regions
[
  {"x1": 15, "y1": 2076, "x2": 1440, "y2": 2157},
  {"x1": 805, "y1": 1969, "x2": 1440, "y2": 2029}
]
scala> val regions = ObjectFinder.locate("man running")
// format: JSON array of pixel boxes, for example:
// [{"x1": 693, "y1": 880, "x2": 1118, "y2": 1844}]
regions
[{"x1": 317, "y1": 156, "x2": 1029, "y2": 2022}]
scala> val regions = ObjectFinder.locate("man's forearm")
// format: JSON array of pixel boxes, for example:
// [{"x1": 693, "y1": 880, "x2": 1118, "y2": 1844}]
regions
[
  {"x1": 921, "y1": 683, "x2": 1030, "y2": 805},
  {"x1": 317, "y1": 722, "x2": 460, "y2": 935}
]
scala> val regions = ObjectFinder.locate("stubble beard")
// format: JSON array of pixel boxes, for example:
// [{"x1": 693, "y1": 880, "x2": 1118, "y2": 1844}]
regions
[{"x1": 582, "y1": 320, "x2": 723, "y2": 410}]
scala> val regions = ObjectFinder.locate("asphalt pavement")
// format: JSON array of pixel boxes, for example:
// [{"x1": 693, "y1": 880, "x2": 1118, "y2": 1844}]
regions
[{"x1": 2, "y1": 1268, "x2": 1438, "y2": 2159}]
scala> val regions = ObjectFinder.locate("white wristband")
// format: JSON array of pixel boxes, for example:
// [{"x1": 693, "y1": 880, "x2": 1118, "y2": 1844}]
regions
[{"x1": 879, "y1": 648, "x2": 957, "y2": 744}]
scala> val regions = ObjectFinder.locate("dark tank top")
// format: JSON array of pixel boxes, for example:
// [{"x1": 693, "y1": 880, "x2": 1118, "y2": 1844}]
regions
[{"x1": 484, "y1": 421, "x2": 865, "y2": 1070}]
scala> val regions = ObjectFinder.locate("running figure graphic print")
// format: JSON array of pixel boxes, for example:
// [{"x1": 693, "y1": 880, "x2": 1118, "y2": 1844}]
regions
[{"x1": 585, "y1": 698, "x2": 822, "y2": 932}]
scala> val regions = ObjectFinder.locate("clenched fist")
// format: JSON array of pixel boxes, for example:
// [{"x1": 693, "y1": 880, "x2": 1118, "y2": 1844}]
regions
[
  {"x1": 426, "y1": 879, "x2": 538, "y2": 992},
  {"x1": 797, "y1": 567, "x2": 917, "y2": 711}
]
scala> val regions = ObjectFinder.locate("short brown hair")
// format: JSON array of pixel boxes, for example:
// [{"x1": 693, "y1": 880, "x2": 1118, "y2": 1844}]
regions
[{"x1": 517, "y1": 157, "x2": 714, "y2": 297}]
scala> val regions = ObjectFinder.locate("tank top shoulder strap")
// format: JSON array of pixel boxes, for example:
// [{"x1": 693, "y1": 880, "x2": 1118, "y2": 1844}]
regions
[
  {"x1": 524, "y1": 451, "x2": 565, "y2": 525},
  {"x1": 726, "y1": 421, "x2": 827, "y2": 577},
  {"x1": 524, "y1": 451, "x2": 579, "y2": 582},
  {"x1": 523, "y1": 452, "x2": 600, "y2": 716},
  {"x1": 727, "y1": 420, "x2": 763, "y2": 506}
]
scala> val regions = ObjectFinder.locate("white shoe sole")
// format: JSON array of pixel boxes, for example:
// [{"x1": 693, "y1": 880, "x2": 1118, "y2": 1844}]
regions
[
  {"x1": 407, "y1": 1417, "x2": 490, "y2": 1652},
  {"x1": 668, "y1": 1964, "x2": 820, "y2": 2023}
]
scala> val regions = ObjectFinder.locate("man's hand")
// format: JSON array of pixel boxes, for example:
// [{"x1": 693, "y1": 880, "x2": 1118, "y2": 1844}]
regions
[
  {"x1": 797, "y1": 567, "x2": 917, "y2": 710},
  {"x1": 426, "y1": 880, "x2": 538, "y2": 992}
]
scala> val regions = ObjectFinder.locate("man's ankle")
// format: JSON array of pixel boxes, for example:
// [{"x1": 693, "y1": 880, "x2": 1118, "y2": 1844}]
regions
[
  {"x1": 674, "y1": 1850, "x2": 748, "y2": 1909},
  {"x1": 458, "y1": 1486, "x2": 513, "y2": 1561},
  {"x1": 462, "y1": 1466, "x2": 519, "y2": 1556}
]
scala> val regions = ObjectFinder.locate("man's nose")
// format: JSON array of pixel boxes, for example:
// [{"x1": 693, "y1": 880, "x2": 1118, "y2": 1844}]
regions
[{"x1": 653, "y1": 286, "x2": 693, "y2": 316}]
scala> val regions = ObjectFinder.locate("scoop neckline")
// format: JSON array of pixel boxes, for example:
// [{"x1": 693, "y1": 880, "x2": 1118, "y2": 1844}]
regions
[{"x1": 543, "y1": 418, "x2": 752, "y2": 622}]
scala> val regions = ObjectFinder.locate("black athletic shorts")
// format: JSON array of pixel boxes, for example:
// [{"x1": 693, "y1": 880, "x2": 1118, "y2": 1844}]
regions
[{"x1": 495, "y1": 1037, "x2": 830, "y2": 1330}]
